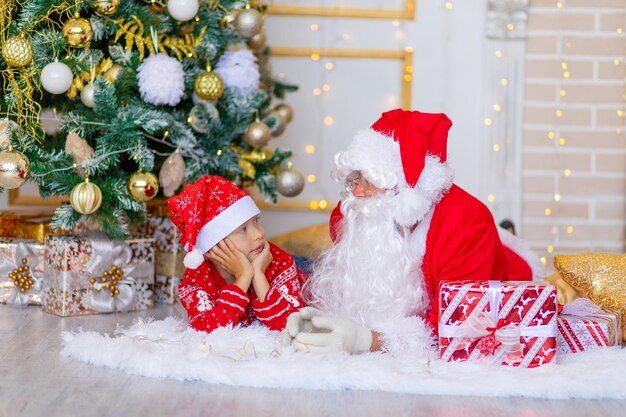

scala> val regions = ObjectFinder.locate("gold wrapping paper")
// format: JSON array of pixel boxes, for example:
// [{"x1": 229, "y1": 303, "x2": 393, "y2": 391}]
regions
[
  {"x1": 269, "y1": 223, "x2": 332, "y2": 259},
  {"x1": 0, "y1": 211, "x2": 49, "y2": 238},
  {"x1": 553, "y1": 253, "x2": 626, "y2": 342},
  {"x1": 16, "y1": 218, "x2": 57, "y2": 243},
  {"x1": 156, "y1": 251, "x2": 185, "y2": 278}
]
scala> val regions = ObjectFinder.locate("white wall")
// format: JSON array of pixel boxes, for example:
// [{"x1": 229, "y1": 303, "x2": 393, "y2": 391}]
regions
[{"x1": 263, "y1": 1, "x2": 489, "y2": 237}]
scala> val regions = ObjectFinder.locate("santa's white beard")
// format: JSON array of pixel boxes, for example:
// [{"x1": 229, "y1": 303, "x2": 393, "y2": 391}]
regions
[{"x1": 302, "y1": 193, "x2": 429, "y2": 329}]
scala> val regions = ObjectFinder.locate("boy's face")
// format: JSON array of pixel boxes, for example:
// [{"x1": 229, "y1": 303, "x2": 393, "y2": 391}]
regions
[{"x1": 226, "y1": 215, "x2": 266, "y2": 261}]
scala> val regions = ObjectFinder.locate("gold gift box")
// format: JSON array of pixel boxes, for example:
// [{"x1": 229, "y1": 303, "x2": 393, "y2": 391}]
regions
[{"x1": 0, "y1": 211, "x2": 50, "y2": 238}]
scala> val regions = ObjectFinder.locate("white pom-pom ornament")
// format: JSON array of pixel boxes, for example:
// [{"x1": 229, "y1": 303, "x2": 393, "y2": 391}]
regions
[
  {"x1": 41, "y1": 61, "x2": 73, "y2": 95},
  {"x1": 137, "y1": 54, "x2": 185, "y2": 106},
  {"x1": 167, "y1": 0, "x2": 199, "y2": 22},
  {"x1": 214, "y1": 49, "x2": 260, "y2": 96}
]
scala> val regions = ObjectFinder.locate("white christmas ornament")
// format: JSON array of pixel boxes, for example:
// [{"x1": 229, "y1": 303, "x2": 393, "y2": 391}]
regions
[
  {"x1": 137, "y1": 54, "x2": 185, "y2": 106},
  {"x1": 167, "y1": 0, "x2": 199, "y2": 22},
  {"x1": 80, "y1": 83, "x2": 96, "y2": 108},
  {"x1": 214, "y1": 49, "x2": 260, "y2": 96},
  {"x1": 40, "y1": 61, "x2": 73, "y2": 95}
]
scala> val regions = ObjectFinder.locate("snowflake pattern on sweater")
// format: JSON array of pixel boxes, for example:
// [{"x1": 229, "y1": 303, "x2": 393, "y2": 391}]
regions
[{"x1": 178, "y1": 243, "x2": 305, "y2": 332}]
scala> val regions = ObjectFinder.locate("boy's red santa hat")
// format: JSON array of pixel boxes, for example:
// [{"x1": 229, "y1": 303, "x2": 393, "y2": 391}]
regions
[
  {"x1": 334, "y1": 109, "x2": 456, "y2": 226},
  {"x1": 168, "y1": 176, "x2": 260, "y2": 269}
]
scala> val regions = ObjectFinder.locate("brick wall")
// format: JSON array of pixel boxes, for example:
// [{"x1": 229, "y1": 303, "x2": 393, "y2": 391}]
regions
[{"x1": 523, "y1": 0, "x2": 625, "y2": 266}]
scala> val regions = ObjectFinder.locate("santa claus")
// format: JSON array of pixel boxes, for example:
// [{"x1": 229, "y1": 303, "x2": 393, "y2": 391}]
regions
[{"x1": 284, "y1": 109, "x2": 544, "y2": 355}]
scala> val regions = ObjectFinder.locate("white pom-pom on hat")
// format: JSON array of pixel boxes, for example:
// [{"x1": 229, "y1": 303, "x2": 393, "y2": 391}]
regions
[{"x1": 184, "y1": 247, "x2": 205, "y2": 269}]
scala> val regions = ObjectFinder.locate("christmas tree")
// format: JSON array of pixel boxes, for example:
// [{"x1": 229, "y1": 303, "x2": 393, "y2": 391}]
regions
[{"x1": 0, "y1": 0, "x2": 301, "y2": 238}]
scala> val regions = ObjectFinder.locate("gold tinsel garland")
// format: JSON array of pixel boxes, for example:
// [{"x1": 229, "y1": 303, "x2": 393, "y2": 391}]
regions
[
  {"x1": 113, "y1": 16, "x2": 206, "y2": 62},
  {"x1": 66, "y1": 57, "x2": 114, "y2": 99},
  {"x1": 0, "y1": 0, "x2": 76, "y2": 143}
]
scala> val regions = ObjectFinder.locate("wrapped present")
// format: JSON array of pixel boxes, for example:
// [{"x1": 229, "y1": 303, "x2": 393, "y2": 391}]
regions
[
  {"x1": 0, "y1": 238, "x2": 45, "y2": 306},
  {"x1": 131, "y1": 215, "x2": 183, "y2": 304},
  {"x1": 41, "y1": 232, "x2": 155, "y2": 316},
  {"x1": 557, "y1": 298, "x2": 622, "y2": 354},
  {"x1": 16, "y1": 217, "x2": 99, "y2": 243},
  {"x1": 0, "y1": 211, "x2": 49, "y2": 238},
  {"x1": 439, "y1": 280, "x2": 558, "y2": 368}
]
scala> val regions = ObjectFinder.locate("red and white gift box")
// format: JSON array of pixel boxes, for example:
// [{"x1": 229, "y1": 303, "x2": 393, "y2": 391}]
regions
[
  {"x1": 439, "y1": 280, "x2": 558, "y2": 368},
  {"x1": 557, "y1": 298, "x2": 622, "y2": 355}
]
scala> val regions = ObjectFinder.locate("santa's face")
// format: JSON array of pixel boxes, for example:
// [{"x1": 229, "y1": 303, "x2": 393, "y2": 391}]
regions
[{"x1": 346, "y1": 171, "x2": 388, "y2": 198}]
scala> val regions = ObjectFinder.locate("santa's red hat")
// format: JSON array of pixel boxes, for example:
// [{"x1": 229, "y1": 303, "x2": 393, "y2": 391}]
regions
[
  {"x1": 333, "y1": 109, "x2": 456, "y2": 226},
  {"x1": 168, "y1": 176, "x2": 260, "y2": 269}
]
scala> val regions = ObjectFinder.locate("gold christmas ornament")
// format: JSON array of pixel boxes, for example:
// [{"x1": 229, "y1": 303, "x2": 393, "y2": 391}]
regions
[
  {"x1": 269, "y1": 110, "x2": 286, "y2": 137},
  {"x1": 234, "y1": 8, "x2": 263, "y2": 38},
  {"x1": 243, "y1": 120, "x2": 271, "y2": 148},
  {"x1": 70, "y1": 178, "x2": 103, "y2": 215},
  {"x1": 274, "y1": 103, "x2": 294, "y2": 124},
  {"x1": 128, "y1": 171, "x2": 159, "y2": 202},
  {"x1": 247, "y1": 31, "x2": 266, "y2": 50},
  {"x1": 1, "y1": 36, "x2": 34, "y2": 68},
  {"x1": 62, "y1": 15, "x2": 93, "y2": 48},
  {"x1": 194, "y1": 67, "x2": 224, "y2": 101},
  {"x1": 276, "y1": 164, "x2": 304, "y2": 197},
  {"x1": 0, "y1": 148, "x2": 30, "y2": 189},
  {"x1": 94, "y1": 0, "x2": 121, "y2": 15},
  {"x1": 159, "y1": 152, "x2": 185, "y2": 197}
]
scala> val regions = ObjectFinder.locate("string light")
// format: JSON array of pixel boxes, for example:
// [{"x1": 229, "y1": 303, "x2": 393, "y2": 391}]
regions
[
  {"x1": 445, "y1": 2, "x2": 453, "y2": 10},
  {"x1": 312, "y1": 88, "x2": 321, "y2": 96},
  {"x1": 487, "y1": 194, "x2": 495, "y2": 203},
  {"x1": 484, "y1": 118, "x2": 493, "y2": 126},
  {"x1": 319, "y1": 200, "x2": 328, "y2": 209},
  {"x1": 325, "y1": 62, "x2": 334, "y2": 70},
  {"x1": 307, "y1": 174, "x2": 316, "y2": 183},
  {"x1": 310, "y1": 24, "x2": 319, "y2": 31},
  {"x1": 305, "y1": 144, "x2": 316, "y2": 154},
  {"x1": 323, "y1": 116, "x2": 334, "y2": 126},
  {"x1": 566, "y1": 226, "x2": 574, "y2": 234}
]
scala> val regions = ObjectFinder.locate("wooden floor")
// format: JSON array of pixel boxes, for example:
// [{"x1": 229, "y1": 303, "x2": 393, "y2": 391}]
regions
[{"x1": 2, "y1": 305, "x2": 625, "y2": 417}]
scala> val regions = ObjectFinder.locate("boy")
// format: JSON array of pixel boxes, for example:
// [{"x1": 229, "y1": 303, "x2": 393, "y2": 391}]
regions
[{"x1": 168, "y1": 176, "x2": 304, "y2": 332}]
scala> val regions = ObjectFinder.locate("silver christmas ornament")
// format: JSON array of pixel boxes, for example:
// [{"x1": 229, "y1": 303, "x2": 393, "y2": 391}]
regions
[
  {"x1": 269, "y1": 111, "x2": 286, "y2": 137},
  {"x1": 276, "y1": 166, "x2": 304, "y2": 197},
  {"x1": 234, "y1": 8, "x2": 263, "y2": 38},
  {"x1": 243, "y1": 120, "x2": 270, "y2": 147}
]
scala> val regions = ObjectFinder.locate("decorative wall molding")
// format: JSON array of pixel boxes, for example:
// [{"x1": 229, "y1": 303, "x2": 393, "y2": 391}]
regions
[{"x1": 267, "y1": 1, "x2": 416, "y2": 20}]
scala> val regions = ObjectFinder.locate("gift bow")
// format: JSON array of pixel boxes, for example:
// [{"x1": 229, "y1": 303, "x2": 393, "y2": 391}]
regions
[
  {"x1": 86, "y1": 232, "x2": 153, "y2": 313},
  {"x1": 0, "y1": 241, "x2": 43, "y2": 308},
  {"x1": 459, "y1": 313, "x2": 523, "y2": 358}
]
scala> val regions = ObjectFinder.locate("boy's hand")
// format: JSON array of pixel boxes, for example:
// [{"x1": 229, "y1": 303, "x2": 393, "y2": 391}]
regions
[
  {"x1": 251, "y1": 241, "x2": 273, "y2": 274},
  {"x1": 207, "y1": 239, "x2": 253, "y2": 290}
]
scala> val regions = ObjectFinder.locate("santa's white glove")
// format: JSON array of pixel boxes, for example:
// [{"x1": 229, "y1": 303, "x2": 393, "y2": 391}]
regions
[
  {"x1": 279, "y1": 307, "x2": 325, "y2": 346},
  {"x1": 294, "y1": 314, "x2": 373, "y2": 354}
]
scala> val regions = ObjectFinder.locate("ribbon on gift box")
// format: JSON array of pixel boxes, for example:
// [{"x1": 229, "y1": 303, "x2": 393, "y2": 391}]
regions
[
  {"x1": 439, "y1": 281, "x2": 557, "y2": 365},
  {"x1": 0, "y1": 241, "x2": 43, "y2": 307},
  {"x1": 86, "y1": 232, "x2": 154, "y2": 313}
]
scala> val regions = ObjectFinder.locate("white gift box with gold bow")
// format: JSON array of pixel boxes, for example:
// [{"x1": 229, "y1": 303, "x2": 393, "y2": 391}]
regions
[
  {"x1": 41, "y1": 232, "x2": 155, "y2": 317},
  {"x1": 0, "y1": 238, "x2": 45, "y2": 307}
]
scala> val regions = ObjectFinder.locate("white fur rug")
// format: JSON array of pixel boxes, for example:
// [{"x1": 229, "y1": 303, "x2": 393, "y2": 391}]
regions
[{"x1": 60, "y1": 316, "x2": 626, "y2": 399}]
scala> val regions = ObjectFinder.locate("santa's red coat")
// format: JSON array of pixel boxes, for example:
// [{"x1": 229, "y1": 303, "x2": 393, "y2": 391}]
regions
[
  {"x1": 330, "y1": 185, "x2": 532, "y2": 334},
  {"x1": 179, "y1": 243, "x2": 305, "y2": 332}
]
